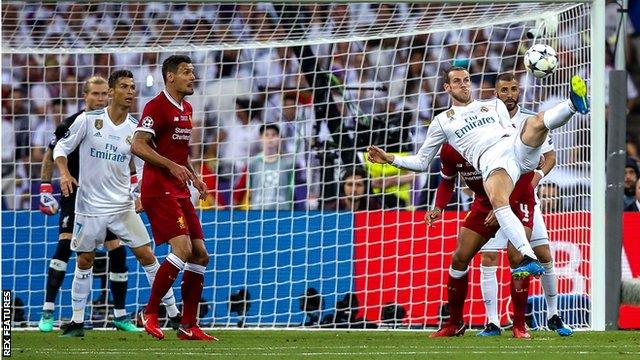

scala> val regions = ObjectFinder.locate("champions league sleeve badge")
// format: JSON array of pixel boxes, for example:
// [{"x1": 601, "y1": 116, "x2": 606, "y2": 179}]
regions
[{"x1": 142, "y1": 116, "x2": 154, "y2": 128}]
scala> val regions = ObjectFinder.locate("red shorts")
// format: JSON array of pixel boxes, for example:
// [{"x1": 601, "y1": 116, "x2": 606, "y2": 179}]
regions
[
  {"x1": 142, "y1": 196, "x2": 204, "y2": 245},
  {"x1": 462, "y1": 185, "x2": 536, "y2": 240}
]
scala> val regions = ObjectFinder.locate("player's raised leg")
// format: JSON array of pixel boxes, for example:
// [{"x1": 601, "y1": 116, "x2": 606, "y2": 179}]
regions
[
  {"x1": 483, "y1": 169, "x2": 543, "y2": 278},
  {"x1": 519, "y1": 75, "x2": 589, "y2": 152}
]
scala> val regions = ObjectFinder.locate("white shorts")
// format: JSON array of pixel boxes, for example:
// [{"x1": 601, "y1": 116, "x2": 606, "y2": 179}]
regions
[
  {"x1": 512, "y1": 118, "x2": 543, "y2": 173},
  {"x1": 71, "y1": 211, "x2": 151, "y2": 252},
  {"x1": 479, "y1": 136, "x2": 521, "y2": 184},
  {"x1": 480, "y1": 203, "x2": 549, "y2": 252}
]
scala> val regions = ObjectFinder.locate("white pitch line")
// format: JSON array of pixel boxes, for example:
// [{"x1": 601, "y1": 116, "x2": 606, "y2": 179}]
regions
[{"x1": 18, "y1": 349, "x2": 640, "y2": 357}]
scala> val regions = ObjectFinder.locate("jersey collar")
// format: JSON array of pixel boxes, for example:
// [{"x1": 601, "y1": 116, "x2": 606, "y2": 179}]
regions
[{"x1": 162, "y1": 89, "x2": 184, "y2": 112}]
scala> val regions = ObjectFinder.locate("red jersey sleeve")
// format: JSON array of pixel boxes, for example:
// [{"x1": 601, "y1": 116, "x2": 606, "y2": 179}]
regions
[
  {"x1": 434, "y1": 176, "x2": 456, "y2": 210},
  {"x1": 434, "y1": 145, "x2": 458, "y2": 210},
  {"x1": 439, "y1": 144, "x2": 458, "y2": 180},
  {"x1": 137, "y1": 101, "x2": 165, "y2": 137}
]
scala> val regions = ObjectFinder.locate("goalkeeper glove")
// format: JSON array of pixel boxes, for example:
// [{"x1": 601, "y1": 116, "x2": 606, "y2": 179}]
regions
[{"x1": 39, "y1": 182, "x2": 59, "y2": 215}]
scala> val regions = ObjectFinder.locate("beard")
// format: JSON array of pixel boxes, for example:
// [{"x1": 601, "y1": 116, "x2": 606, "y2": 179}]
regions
[
  {"x1": 450, "y1": 91, "x2": 471, "y2": 104},
  {"x1": 502, "y1": 99, "x2": 517, "y2": 112}
]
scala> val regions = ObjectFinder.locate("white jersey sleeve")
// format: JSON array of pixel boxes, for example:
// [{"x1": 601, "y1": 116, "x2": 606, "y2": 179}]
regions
[
  {"x1": 392, "y1": 119, "x2": 446, "y2": 171},
  {"x1": 53, "y1": 112, "x2": 88, "y2": 160}
]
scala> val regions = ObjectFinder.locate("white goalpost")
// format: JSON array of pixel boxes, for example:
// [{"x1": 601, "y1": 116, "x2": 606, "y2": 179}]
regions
[{"x1": 1, "y1": 0, "x2": 605, "y2": 330}]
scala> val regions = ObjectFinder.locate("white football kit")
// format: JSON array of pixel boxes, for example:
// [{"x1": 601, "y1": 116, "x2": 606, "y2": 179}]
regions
[
  {"x1": 53, "y1": 108, "x2": 150, "y2": 252},
  {"x1": 482, "y1": 105, "x2": 554, "y2": 252},
  {"x1": 392, "y1": 99, "x2": 543, "y2": 184}
]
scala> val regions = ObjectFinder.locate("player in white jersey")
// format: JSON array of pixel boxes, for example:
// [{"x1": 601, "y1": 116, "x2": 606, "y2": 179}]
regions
[
  {"x1": 53, "y1": 70, "x2": 181, "y2": 337},
  {"x1": 477, "y1": 73, "x2": 572, "y2": 337},
  {"x1": 368, "y1": 67, "x2": 589, "y2": 279}
]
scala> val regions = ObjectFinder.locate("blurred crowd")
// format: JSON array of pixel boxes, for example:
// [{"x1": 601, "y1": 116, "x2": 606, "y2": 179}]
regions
[{"x1": 2, "y1": 1, "x2": 640, "y2": 213}]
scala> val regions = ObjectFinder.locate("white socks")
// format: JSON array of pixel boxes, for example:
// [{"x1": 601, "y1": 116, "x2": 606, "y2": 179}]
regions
[
  {"x1": 493, "y1": 206, "x2": 537, "y2": 260},
  {"x1": 543, "y1": 100, "x2": 575, "y2": 130},
  {"x1": 541, "y1": 261, "x2": 559, "y2": 319},
  {"x1": 71, "y1": 266, "x2": 92, "y2": 323},
  {"x1": 43, "y1": 302, "x2": 54, "y2": 311},
  {"x1": 480, "y1": 265, "x2": 500, "y2": 326},
  {"x1": 143, "y1": 260, "x2": 180, "y2": 318}
]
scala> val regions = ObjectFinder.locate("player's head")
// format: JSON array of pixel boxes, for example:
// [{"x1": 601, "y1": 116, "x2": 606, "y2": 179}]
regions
[
  {"x1": 107, "y1": 70, "x2": 136, "y2": 109},
  {"x1": 495, "y1": 73, "x2": 520, "y2": 112},
  {"x1": 259, "y1": 123, "x2": 280, "y2": 154},
  {"x1": 162, "y1": 55, "x2": 195, "y2": 96},
  {"x1": 341, "y1": 166, "x2": 368, "y2": 199},
  {"x1": 442, "y1": 66, "x2": 472, "y2": 105},
  {"x1": 82, "y1": 76, "x2": 108, "y2": 111}
]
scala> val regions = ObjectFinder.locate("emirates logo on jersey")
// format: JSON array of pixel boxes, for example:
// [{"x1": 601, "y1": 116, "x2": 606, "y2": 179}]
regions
[{"x1": 142, "y1": 116, "x2": 154, "y2": 128}]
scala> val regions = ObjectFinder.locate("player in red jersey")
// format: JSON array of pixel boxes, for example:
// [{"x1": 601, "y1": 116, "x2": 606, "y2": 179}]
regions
[
  {"x1": 428, "y1": 143, "x2": 536, "y2": 338},
  {"x1": 132, "y1": 55, "x2": 215, "y2": 341}
]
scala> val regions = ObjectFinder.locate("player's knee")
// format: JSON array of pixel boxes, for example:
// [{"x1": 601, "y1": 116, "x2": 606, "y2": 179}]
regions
[
  {"x1": 132, "y1": 245, "x2": 157, "y2": 266},
  {"x1": 196, "y1": 252, "x2": 210, "y2": 267},
  {"x1": 76, "y1": 252, "x2": 95, "y2": 269},
  {"x1": 53, "y1": 239, "x2": 72, "y2": 263},
  {"x1": 108, "y1": 246, "x2": 128, "y2": 273},
  {"x1": 451, "y1": 252, "x2": 471, "y2": 269},
  {"x1": 481, "y1": 252, "x2": 498, "y2": 267}
]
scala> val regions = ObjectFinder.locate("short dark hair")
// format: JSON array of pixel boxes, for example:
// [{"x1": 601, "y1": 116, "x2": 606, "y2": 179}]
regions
[
  {"x1": 442, "y1": 66, "x2": 468, "y2": 84},
  {"x1": 108, "y1": 69, "x2": 134, "y2": 88},
  {"x1": 162, "y1": 55, "x2": 192, "y2": 83},
  {"x1": 341, "y1": 166, "x2": 368, "y2": 182},
  {"x1": 495, "y1": 72, "x2": 517, "y2": 84},
  {"x1": 259, "y1": 123, "x2": 280, "y2": 136}
]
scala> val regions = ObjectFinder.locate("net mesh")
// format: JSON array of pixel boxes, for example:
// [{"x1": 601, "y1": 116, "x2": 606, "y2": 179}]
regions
[{"x1": 1, "y1": 1, "x2": 593, "y2": 329}]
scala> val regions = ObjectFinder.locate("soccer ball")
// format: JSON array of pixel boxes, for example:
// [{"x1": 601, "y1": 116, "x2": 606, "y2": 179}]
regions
[{"x1": 524, "y1": 44, "x2": 558, "y2": 79}]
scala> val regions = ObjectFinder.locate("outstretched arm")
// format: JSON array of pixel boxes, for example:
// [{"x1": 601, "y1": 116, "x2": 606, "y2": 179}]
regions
[{"x1": 367, "y1": 121, "x2": 446, "y2": 172}]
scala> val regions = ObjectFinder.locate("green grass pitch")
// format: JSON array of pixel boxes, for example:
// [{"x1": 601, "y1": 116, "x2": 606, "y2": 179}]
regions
[{"x1": 10, "y1": 329, "x2": 640, "y2": 359}]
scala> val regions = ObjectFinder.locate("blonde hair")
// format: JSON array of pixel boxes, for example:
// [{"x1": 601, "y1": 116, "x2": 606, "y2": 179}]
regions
[{"x1": 82, "y1": 76, "x2": 107, "y2": 94}]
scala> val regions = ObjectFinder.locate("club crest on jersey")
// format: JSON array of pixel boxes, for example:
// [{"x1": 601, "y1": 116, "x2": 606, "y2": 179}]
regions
[
  {"x1": 94, "y1": 119, "x2": 103, "y2": 130},
  {"x1": 446, "y1": 109, "x2": 455, "y2": 119},
  {"x1": 177, "y1": 216, "x2": 186, "y2": 229},
  {"x1": 480, "y1": 106, "x2": 489, "y2": 112},
  {"x1": 142, "y1": 116, "x2": 154, "y2": 128},
  {"x1": 125, "y1": 135, "x2": 132, "y2": 145}
]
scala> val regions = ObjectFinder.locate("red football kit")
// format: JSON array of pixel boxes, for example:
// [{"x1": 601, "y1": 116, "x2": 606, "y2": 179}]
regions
[
  {"x1": 136, "y1": 90, "x2": 204, "y2": 244},
  {"x1": 435, "y1": 143, "x2": 536, "y2": 240}
]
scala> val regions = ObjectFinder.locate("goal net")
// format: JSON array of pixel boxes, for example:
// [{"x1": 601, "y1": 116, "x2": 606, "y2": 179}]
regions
[{"x1": 1, "y1": 1, "x2": 601, "y2": 330}]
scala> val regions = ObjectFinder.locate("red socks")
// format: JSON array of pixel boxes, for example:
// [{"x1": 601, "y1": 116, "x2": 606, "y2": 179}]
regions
[{"x1": 146, "y1": 254, "x2": 184, "y2": 314}]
